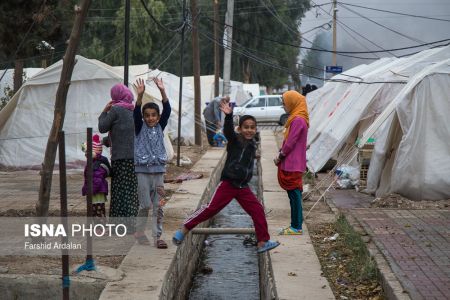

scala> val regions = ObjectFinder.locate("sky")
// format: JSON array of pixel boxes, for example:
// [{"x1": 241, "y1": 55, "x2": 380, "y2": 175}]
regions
[{"x1": 298, "y1": 0, "x2": 450, "y2": 84}]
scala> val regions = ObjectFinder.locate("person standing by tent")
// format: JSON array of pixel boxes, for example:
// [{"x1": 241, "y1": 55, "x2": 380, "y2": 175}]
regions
[
  {"x1": 203, "y1": 96, "x2": 230, "y2": 146},
  {"x1": 98, "y1": 83, "x2": 139, "y2": 234},
  {"x1": 274, "y1": 90, "x2": 309, "y2": 235},
  {"x1": 133, "y1": 78, "x2": 171, "y2": 248}
]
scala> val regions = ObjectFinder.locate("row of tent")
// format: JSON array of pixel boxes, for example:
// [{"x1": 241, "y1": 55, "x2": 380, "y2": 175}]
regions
[
  {"x1": 306, "y1": 45, "x2": 450, "y2": 201},
  {"x1": 0, "y1": 55, "x2": 256, "y2": 170}
]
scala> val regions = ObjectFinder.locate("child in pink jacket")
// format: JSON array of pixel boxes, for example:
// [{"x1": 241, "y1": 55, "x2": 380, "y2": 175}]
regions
[{"x1": 274, "y1": 90, "x2": 309, "y2": 235}]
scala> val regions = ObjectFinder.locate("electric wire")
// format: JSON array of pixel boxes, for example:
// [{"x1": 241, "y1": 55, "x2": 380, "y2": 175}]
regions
[
  {"x1": 197, "y1": 23, "x2": 406, "y2": 84},
  {"x1": 337, "y1": 23, "x2": 381, "y2": 59},
  {"x1": 339, "y1": 3, "x2": 426, "y2": 44},
  {"x1": 213, "y1": 22, "x2": 364, "y2": 80},
  {"x1": 139, "y1": 0, "x2": 185, "y2": 33},
  {"x1": 339, "y1": 2, "x2": 450, "y2": 22},
  {"x1": 0, "y1": 0, "x2": 46, "y2": 82},
  {"x1": 310, "y1": 0, "x2": 397, "y2": 57},
  {"x1": 205, "y1": 15, "x2": 450, "y2": 55}
]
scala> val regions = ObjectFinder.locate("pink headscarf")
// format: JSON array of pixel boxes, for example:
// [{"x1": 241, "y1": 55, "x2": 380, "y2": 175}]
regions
[{"x1": 110, "y1": 83, "x2": 134, "y2": 110}]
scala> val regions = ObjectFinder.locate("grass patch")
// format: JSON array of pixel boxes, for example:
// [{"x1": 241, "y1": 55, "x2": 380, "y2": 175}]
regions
[
  {"x1": 335, "y1": 214, "x2": 379, "y2": 281},
  {"x1": 303, "y1": 171, "x2": 315, "y2": 185}
]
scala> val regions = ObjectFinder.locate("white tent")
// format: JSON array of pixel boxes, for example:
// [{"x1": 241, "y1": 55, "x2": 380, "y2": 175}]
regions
[
  {"x1": 184, "y1": 75, "x2": 250, "y2": 107},
  {"x1": 0, "y1": 68, "x2": 43, "y2": 100},
  {"x1": 306, "y1": 46, "x2": 450, "y2": 173},
  {"x1": 358, "y1": 59, "x2": 450, "y2": 200},
  {"x1": 144, "y1": 69, "x2": 196, "y2": 145},
  {"x1": 306, "y1": 57, "x2": 395, "y2": 142},
  {"x1": 242, "y1": 83, "x2": 260, "y2": 98},
  {"x1": 0, "y1": 56, "x2": 181, "y2": 169},
  {"x1": 113, "y1": 64, "x2": 148, "y2": 80}
]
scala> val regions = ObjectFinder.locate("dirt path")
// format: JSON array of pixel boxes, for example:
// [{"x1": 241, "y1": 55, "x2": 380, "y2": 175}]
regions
[{"x1": 0, "y1": 145, "x2": 207, "y2": 275}]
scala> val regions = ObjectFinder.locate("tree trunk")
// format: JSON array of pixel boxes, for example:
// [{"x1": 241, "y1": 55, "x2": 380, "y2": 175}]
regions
[
  {"x1": 191, "y1": 0, "x2": 202, "y2": 146},
  {"x1": 242, "y1": 60, "x2": 251, "y2": 83},
  {"x1": 36, "y1": 0, "x2": 92, "y2": 218},
  {"x1": 13, "y1": 59, "x2": 23, "y2": 93}
]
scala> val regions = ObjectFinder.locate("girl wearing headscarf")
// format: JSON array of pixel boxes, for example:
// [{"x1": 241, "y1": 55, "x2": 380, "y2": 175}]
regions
[
  {"x1": 98, "y1": 83, "x2": 139, "y2": 234},
  {"x1": 274, "y1": 90, "x2": 309, "y2": 235}
]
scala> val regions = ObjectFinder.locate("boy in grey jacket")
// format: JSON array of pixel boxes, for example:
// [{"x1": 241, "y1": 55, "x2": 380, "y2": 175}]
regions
[{"x1": 133, "y1": 78, "x2": 171, "y2": 248}]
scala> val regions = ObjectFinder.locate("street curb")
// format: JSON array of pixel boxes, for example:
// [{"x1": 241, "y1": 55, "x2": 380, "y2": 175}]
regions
[{"x1": 323, "y1": 196, "x2": 411, "y2": 300}]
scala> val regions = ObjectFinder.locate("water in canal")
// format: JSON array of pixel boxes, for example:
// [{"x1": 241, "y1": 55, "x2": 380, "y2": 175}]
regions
[{"x1": 188, "y1": 175, "x2": 261, "y2": 300}]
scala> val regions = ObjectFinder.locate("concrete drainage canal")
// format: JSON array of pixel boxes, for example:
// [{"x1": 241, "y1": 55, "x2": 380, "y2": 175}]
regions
[
  {"x1": 188, "y1": 175, "x2": 260, "y2": 299},
  {"x1": 160, "y1": 159, "x2": 278, "y2": 300}
]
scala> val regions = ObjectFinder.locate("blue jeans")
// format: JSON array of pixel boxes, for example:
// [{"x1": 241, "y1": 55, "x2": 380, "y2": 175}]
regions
[{"x1": 287, "y1": 189, "x2": 303, "y2": 230}]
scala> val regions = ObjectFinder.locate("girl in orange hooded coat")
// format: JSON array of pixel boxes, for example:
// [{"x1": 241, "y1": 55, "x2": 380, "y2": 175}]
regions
[{"x1": 274, "y1": 90, "x2": 309, "y2": 235}]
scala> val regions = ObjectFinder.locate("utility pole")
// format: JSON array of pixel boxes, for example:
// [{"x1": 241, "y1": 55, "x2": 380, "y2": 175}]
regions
[
  {"x1": 37, "y1": 0, "x2": 92, "y2": 218},
  {"x1": 177, "y1": 0, "x2": 187, "y2": 166},
  {"x1": 332, "y1": 0, "x2": 337, "y2": 66},
  {"x1": 191, "y1": 0, "x2": 202, "y2": 146},
  {"x1": 222, "y1": 0, "x2": 234, "y2": 96},
  {"x1": 213, "y1": 0, "x2": 220, "y2": 97},
  {"x1": 124, "y1": 0, "x2": 130, "y2": 86}
]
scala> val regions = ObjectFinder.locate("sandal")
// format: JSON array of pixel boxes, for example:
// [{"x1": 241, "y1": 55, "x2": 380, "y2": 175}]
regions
[
  {"x1": 155, "y1": 239, "x2": 168, "y2": 249},
  {"x1": 278, "y1": 226, "x2": 303, "y2": 235},
  {"x1": 257, "y1": 240, "x2": 280, "y2": 253},
  {"x1": 172, "y1": 230, "x2": 185, "y2": 246},
  {"x1": 135, "y1": 234, "x2": 151, "y2": 245}
]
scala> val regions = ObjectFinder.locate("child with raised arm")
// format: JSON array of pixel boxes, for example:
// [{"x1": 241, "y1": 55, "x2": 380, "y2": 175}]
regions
[
  {"x1": 133, "y1": 78, "x2": 171, "y2": 248},
  {"x1": 173, "y1": 101, "x2": 279, "y2": 253}
]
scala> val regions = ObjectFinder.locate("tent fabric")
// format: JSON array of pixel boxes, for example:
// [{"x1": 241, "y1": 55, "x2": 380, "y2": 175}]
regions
[
  {"x1": 184, "y1": 75, "x2": 249, "y2": 107},
  {"x1": 360, "y1": 59, "x2": 450, "y2": 200},
  {"x1": 0, "y1": 68, "x2": 43, "y2": 100},
  {"x1": 0, "y1": 56, "x2": 179, "y2": 169},
  {"x1": 144, "y1": 69, "x2": 196, "y2": 145},
  {"x1": 306, "y1": 46, "x2": 450, "y2": 174}
]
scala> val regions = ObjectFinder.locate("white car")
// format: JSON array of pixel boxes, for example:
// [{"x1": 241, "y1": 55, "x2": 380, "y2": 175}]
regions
[{"x1": 233, "y1": 95, "x2": 288, "y2": 125}]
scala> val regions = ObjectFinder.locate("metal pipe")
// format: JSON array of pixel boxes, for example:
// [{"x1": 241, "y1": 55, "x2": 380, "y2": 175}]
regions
[
  {"x1": 191, "y1": 228, "x2": 255, "y2": 235},
  {"x1": 86, "y1": 128, "x2": 93, "y2": 259},
  {"x1": 124, "y1": 0, "x2": 130, "y2": 86},
  {"x1": 58, "y1": 131, "x2": 69, "y2": 300}
]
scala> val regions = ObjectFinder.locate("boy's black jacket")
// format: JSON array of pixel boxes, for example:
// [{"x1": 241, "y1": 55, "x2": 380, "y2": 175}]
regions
[{"x1": 220, "y1": 113, "x2": 256, "y2": 188}]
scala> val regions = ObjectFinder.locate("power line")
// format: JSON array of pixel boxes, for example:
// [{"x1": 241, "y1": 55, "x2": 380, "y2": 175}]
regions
[
  {"x1": 310, "y1": 0, "x2": 397, "y2": 57},
  {"x1": 196, "y1": 24, "x2": 406, "y2": 84},
  {"x1": 337, "y1": 23, "x2": 381, "y2": 59},
  {"x1": 339, "y1": 3, "x2": 426, "y2": 44},
  {"x1": 139, "y1": 0, "x2": 185, "y2": 33},
  {"x1": 147, "y1": 33, "x2": 181, "y2": 68},
  {"x1": 213, "y1": 23, "x2": 332, "y2": 76},
  {"x1": 397, "y1": 41, "x2": 450, "y2": 58},
  {"x1": 0, "y1": 0, "x2": 46, "y2": 82},
  {"x1": 260, "y1": 0, "x2": 298, "y2": 38},
  {"x1": 339, "y1": 2, "x2": 450, "y2": 22},
  {"x1": 205, "y1": 15, "x2": 450, "y2": 54},
  {"x1": 139, "y1": 29, "x2": 191, "y2": 76}
]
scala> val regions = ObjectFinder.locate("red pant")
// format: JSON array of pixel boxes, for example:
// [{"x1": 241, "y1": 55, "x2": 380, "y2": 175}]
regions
[{"x1": 184, "y1": 180, "x2": 270, "y2": 242}]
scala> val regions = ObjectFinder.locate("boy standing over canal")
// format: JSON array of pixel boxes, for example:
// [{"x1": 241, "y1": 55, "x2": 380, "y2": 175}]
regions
[{"x1": 173, "y1": 102, "x2": 279, "y2": 253}]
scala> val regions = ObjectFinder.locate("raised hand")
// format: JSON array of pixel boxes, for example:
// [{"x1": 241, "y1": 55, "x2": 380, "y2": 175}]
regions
[
  {"x1": 103, "y1": 101, "x2": 113, "y2": 112},
  {"x1": 133, "y1": 78, "x2": 145, "y2": 97},
  {"x1": 219, "y1": 101, "x2": 232, "y2": 115},
  {"x1": 153, "y1": 77, "x2": 165, "y2": 91}
]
